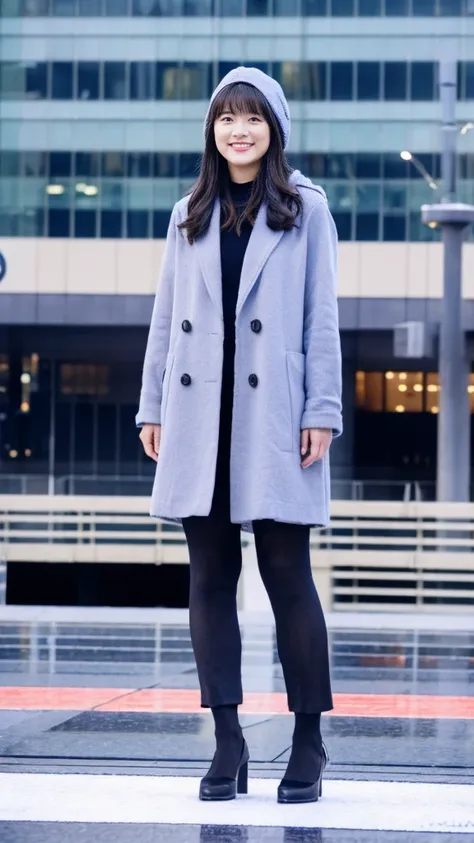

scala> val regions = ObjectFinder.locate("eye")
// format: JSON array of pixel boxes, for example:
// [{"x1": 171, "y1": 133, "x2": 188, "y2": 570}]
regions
[{"x1": 250, "y1": 116, "x2": 262, "y2": 122}]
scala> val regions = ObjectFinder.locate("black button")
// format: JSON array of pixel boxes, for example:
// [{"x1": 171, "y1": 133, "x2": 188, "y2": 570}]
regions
[
  {"x1": 180, "y1": 373, "x2": 192, "y2": 386},
  {"x1": 248, "y1": 373, "x2": 258, "y2": 388},
  {"x1": 182, "y1": 319, "x2": 192, "y2": 333},
  {"x1": 250, "y1": 319, "x2": 262, "y2": 333}
]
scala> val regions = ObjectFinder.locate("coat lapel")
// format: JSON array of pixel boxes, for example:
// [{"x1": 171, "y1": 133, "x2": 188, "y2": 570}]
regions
[
  {"x1": 193, "y1": 198, "x2": 223, "y2": 318},
  {"x1": 193, "y1": 196, "x2": 285, "y2": 320},
  {"x1": 236, "y1": 200, "x2": 284, "y2": 318}
]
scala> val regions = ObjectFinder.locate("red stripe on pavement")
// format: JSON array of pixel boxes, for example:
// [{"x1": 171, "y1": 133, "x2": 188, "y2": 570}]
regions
[{"x1": 0, "y1": 687, "x2": 473, "y2": 718}]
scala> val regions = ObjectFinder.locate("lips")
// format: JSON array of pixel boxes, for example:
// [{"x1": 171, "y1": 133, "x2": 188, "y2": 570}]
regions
[{"x1": 230, "y1": 143, "x2": 253, "y2": 150}]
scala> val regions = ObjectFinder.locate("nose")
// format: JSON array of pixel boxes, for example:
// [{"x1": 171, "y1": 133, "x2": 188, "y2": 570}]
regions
[{"x1": 231, "y1": 122, "x2": 249, "y2": 138}]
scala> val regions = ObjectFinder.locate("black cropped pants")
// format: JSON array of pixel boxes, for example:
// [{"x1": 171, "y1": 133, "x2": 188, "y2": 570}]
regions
[{"x1": 181, "y1": 377, "x2": 333, "y2": 714}]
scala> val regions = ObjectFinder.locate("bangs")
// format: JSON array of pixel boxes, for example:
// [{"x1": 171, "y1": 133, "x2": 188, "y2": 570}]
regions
[{"x1": 210, "y1": 82, "x2": 267, "y2": 120}]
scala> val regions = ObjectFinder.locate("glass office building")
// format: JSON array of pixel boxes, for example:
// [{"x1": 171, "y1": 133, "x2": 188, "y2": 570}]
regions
[{"x1": 0, "y1": 2, "x2": 474, "y2": 493}]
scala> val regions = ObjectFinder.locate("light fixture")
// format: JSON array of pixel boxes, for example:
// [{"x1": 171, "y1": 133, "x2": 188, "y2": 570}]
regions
[
  {"x1": 46, "y1": 184, "x2": 65, "y2": 195},
  {"x1": 84, "y1": 185, "x2": 98, "y2": 196},
  {"x1": 8, "y1": 449, "x2": 18, "y2": 458},
  {"x1": 427, "y1": 384, "x2": 439, "y2": 393},
  {"x1": 468, "y1": 385, "x2": 474, "y2": 394},
  {"x1": 431, "y1": 406, "x2": 439, "y2": 414},
  {"x1": 385, "y1": 371, "x2": 395, "y2": 380},
  {"x1": 398, "y1": 384, "x2": 408, "y2": 392},
  {"x1": 24, "y1": 448, "x2": 32, "y2": 457},
  {"x1": 399, "y1": 372, "x2": 407, "y2": 380},
  {"x1": 460, "y1": 122, "x2": 473, "y2": 136},
  {"x1": 395, "y1": 405, "x2": 405, "y2": 413},
  {"x1": 20, "y1": 373, "x2": 31, "y2": 384},
  {"x1": 400, "y1": 151, "x2": 438, "y2": 190},
  {"x1": 414, "y1": 383, "x2": 423, "y2": 392},
  {"x1": 20, "y1": 401, "x2": 30, "y2": 413}
]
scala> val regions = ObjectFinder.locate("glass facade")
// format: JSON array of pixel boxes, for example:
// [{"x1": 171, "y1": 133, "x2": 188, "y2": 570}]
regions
[
  {"x1": 2, "y1": 150, "x2": 474, "y2": 240},
  {"x1": 1, "y1": 60, "x2": 474, "y2": 102},
  {"x1": 2, "y1": 0, "x2": 474, "y2": 14}
]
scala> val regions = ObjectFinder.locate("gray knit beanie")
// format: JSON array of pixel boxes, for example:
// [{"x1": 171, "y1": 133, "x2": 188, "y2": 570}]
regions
[{"x1": 205, "y1": 66, "x2": 291, "y2": 150}]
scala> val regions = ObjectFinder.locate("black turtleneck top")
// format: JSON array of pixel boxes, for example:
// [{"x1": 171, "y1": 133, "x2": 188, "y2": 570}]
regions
[{"x1": 220, "y1": 179, "x2": 254, "y2": 384}]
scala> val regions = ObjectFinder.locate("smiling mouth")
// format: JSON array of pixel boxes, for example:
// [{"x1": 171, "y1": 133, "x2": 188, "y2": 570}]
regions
[{"x1": 230, "y1": 143, "x2": 253, "y2": 150}]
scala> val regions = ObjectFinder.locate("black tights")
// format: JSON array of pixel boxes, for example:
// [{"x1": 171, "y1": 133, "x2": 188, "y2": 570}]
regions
[{"x1": 182, "y1": 497, "x2": 333, "y2": 714}]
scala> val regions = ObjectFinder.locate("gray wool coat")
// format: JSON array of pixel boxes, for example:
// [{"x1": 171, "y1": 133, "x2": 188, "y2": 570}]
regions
[{"x1": 136, "y1": 169, "x2": 343, "y2": 533}]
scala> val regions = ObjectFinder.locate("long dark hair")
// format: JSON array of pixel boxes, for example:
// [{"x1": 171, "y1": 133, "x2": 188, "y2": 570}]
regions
[{"x1": 178, "y1": 81, "x2": 303, "y2": 245}]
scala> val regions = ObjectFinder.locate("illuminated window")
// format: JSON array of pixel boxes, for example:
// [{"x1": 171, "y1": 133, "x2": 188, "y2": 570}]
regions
[
  {"x1": 60, "y1": 364, "x2": 109, "y2": 396},
  {"x1": 426, "y1": 372, "x2": 440, "y2": 414},
  {"x1": 386, "y1": 371, "x2": 423, "y2": 413},
  {"x1": 0, "y1": 355, "x2": 8, "y2": 397},
  {"x1": 355, "y1": 371, "x2": 383, "y2": 411}
]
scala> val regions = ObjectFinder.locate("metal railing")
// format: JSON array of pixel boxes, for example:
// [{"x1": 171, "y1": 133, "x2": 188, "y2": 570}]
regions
[
  {"x1": 1, "y1": 495, "x2": 474, "y2": 612},
  {"x1": 0, "y1": 474, "x2": 441, "y2": 501}
]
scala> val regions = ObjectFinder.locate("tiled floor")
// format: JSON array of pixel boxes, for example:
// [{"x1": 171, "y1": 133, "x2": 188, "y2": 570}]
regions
[{"x1": 0, "y1": 607, "x2": 473, "y2": 840}]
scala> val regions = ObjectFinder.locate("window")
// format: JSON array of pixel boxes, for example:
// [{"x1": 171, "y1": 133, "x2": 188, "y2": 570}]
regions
[
  {"x1": 156, "y1": 62, "x2": 180, "y2": 99},
  {"x1": 330, "y1": 62, "x2": 353, "y2": 100},
  {"x1": 425, "y1": 374, "x2": 440, "y2": 414},
  {"x1": 386, "y1": 372, "x2": 424, "y2": 413},
  {"x1": 127, "y1": 153, "x2": 151, "y2": 178},
  {"x1": 302, "y1": 0, "x2": 327, "y2": 10},
  {"x1": 274, "y1": 0, "x2": 298, "y2": 12},
  {"x1": 104, "y1": 62, "x2": 127, "y2": 99},
  {"x1": 221, "y1": 0, "x2": 243, "y2": 11},
  {"x1": 439, "y1": 0, "x2": 462, "y2": 12},
  {"x1": 48, "y1": 209, "x2": 70, "y2": 237},
  {"x1": 180, "y1": 63, "x2": 212, "y2": 99},
  {"x1": 383, "y1": 215, "x2": 406, "y2": 241},
  {"x1": 50, "y1": 152, "x2": 72, "y2": 177},
  {"x1": 22, "y1": 152, "x2": 46, "y2": 176},
  {"x1": 74, "y1": 209, "x2": 97, "y2": 237},
  {"x1": 247, "y1": 0, "x2": 269, "y2": 13},
  {"x1": 126, "y1": 210, "x2": 150, "y2": 237},
  {"x1": 178, "y1": 153, "x2": 200, "y2": 177},
  {"x1": 75, "y1": 152, "x2": 100, "y2": 177},
  {"x1": 100, "y1": 210, "x2": 122, "y2": 237},
  {"x1": 52, "y1": 0, "x2": 77, "y2": 14},
  {"x1": 0, "y1": 152, "x2": 21, "y2": 176},
  {"x1": 78, "y1": 0, "x2": 103, "y2": 12},
  {"x1": 153, "y1": 210, "x2": 171, "y2": 237},
  {"x1": 466, "y1": 63, "x2": 474, "y2": 99},
  {"x1": 274, "y1": 61, "x2": 326, "y2": 100},
  {"x1": 410, "y1": 62, "x2": 435, "y2": 100},
  {"x1": 105, "y1": 0, "x2": 127, "y2": 11},
  {"x1": 357, "y1": 63, "x2": 380, "y2": 100},
  {"x1": 412, "y1": 0, "x2": 436, "y2": 13},
  {"x1": 383, "y1": 62, "x2": 407, "y2": 100},
  {"x1": 355, "y1": 372, "x2": 383, "y2": 412},
  {"x1": 385, "y1": 0, "x2": 409, "y2": 12},
  {"x1": 355, "y1": 153, "x2": 381, "y2": 178},
  {"x1": 153, "y1": 153, "x2": 176, "y2": 177},
  {"x1": 52, "y1": 62, "x2": 73, "y2": 99},
  {"x1": 330, "y1": 0, "x2": 354, "y2": 13},
  {"x1": 130, "y1": 62, "x2": 154, "y2": 99},
  {"x1": 22, "y1": 0, "x2": 50, "y2": 12},
  {"x1": 78, "y1": 62, "x2": 100, "y2": 99},
  {"x1": 358, "y1": 0, "x2": 381, "y2": 12},
  {"x1": 102, "y1": 152, "x2": 125, "y2": 177}
]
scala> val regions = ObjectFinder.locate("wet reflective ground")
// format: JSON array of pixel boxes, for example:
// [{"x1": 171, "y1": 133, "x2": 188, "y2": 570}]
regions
[{"x1": 0, "y1": 608, "x2": 473, "y2": 839}]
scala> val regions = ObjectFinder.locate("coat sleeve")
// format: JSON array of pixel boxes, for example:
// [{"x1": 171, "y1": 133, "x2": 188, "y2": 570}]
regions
[
  {"x1": 300, "y1": 197, "x2": 343, "y2": 438},
  {"x1": 135, "y1": 205, "x2": 178, "y2": 427}
]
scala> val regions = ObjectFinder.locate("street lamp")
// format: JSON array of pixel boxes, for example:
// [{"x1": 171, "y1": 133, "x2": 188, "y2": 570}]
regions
[{"x1": 421, "y1": 62, "x2": 474, "y2": 503}]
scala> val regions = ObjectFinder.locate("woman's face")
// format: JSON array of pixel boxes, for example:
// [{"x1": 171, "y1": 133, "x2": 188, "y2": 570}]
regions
[{"x1": 214, "y1": 108, "x2": 271, "y2": 181}]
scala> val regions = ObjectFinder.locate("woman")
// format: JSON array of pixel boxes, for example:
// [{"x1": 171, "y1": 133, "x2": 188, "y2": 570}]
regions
[{"x1": 136, "y1": 66, "x2": 342, "y2": 805}]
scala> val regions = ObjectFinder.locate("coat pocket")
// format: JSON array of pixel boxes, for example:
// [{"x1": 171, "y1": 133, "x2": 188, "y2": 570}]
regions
[
  {"x1": 160, "y1": 352, "x2": 175, "y2": 426},
  {"x1": 281, "y1": 350, "x2": 306, "y2": 453}
]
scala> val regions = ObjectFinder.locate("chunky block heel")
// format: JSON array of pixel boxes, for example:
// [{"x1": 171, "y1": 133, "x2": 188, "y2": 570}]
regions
[
  {"x1": 237, "y1": 760, "x2": 248, "y2": 794},
  {"x1": 277, "y1": 740, "x2": 329, "y2": 805},
  {"x1": 199, "y1": 739, "x2": 250, "y2": 801}
]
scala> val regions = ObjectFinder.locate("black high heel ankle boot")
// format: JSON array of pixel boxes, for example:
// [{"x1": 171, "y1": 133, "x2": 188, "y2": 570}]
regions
[
  {"x1": 277, "y1": 713, "x2": 328, "y2": 805},
  {"x1": 199, "y1": 704, "x2": 250, "y2": 801}
]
